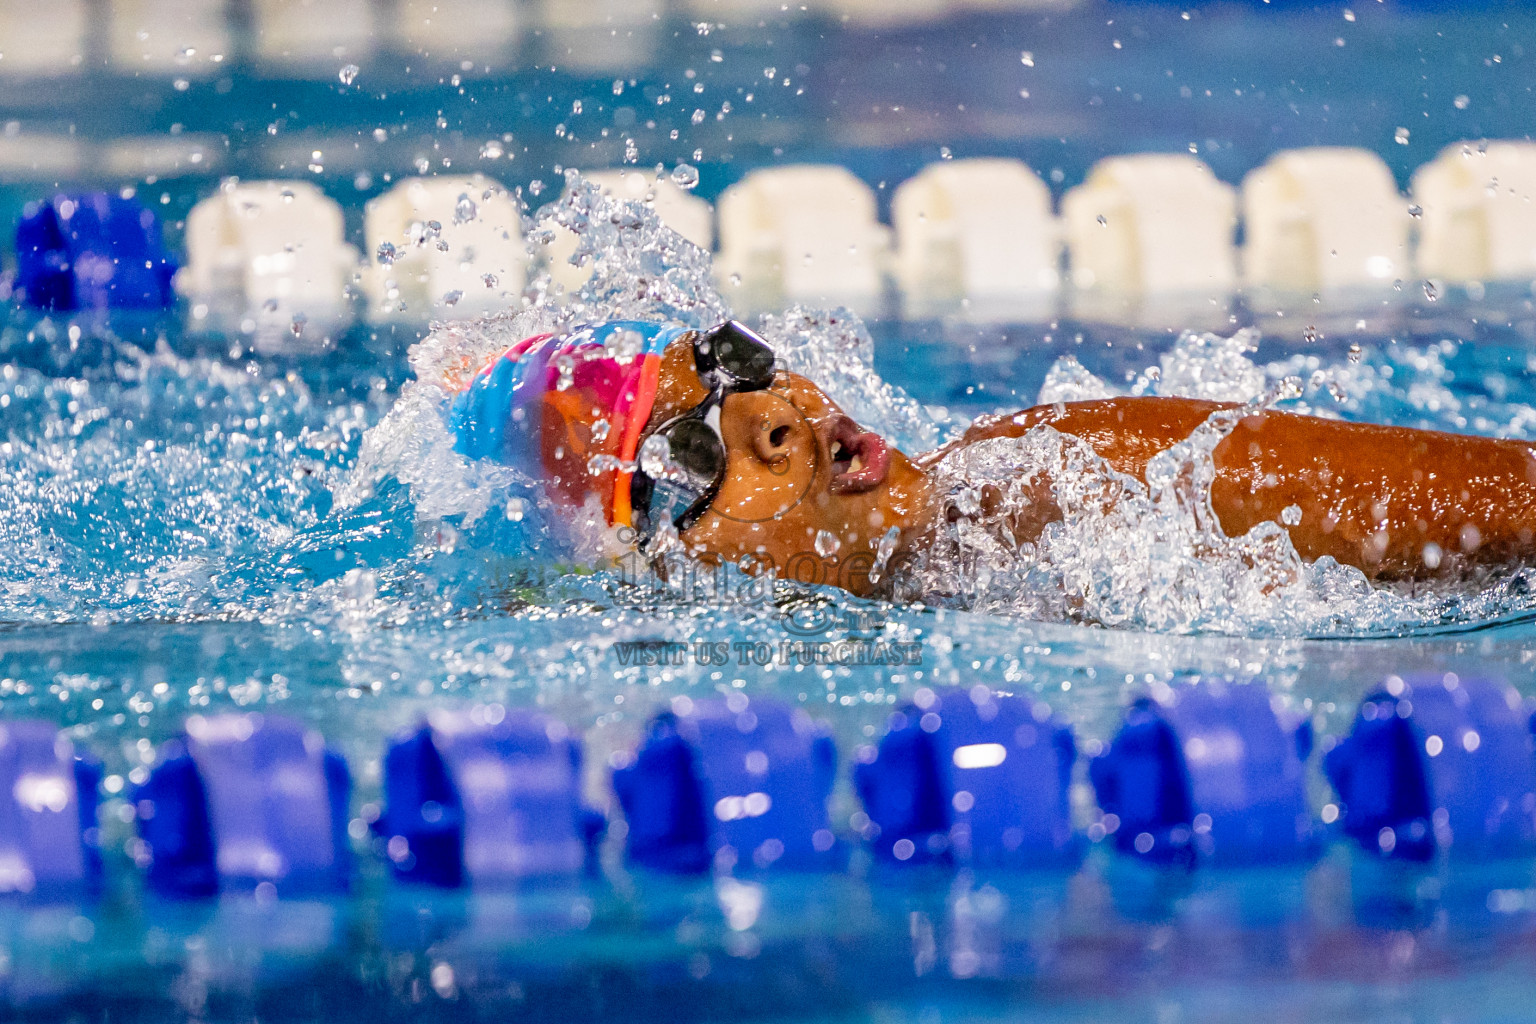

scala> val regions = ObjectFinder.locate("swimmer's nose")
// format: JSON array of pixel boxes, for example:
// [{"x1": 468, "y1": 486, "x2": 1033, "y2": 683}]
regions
[{"x1": 751, "y1": 406, "x2": 799, "y2": 466}]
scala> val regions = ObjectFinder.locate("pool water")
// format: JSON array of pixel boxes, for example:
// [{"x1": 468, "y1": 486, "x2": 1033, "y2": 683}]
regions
[
  {"x1": 7, "y1": 3, "x2": 1536, "y2": 1022},
  {"x1": 8, "y1": 195, "x2": 1536, "y2": 1021}
]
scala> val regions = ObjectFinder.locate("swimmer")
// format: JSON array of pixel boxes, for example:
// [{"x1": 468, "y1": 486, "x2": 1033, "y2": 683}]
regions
[{"x1": 452, "y1": 319, "x2": 1536, "y2": 597}]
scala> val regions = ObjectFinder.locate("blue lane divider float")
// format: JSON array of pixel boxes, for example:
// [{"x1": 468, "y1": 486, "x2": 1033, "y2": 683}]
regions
[
  {"x1": 134, "y1": 713, "x2": 351, "y2": 897},
  {"x1": 14, "y1": 193, "x2": 176, "y2": 311},
  {"x1": 1090, "y1": 680, "x2": 1317, "y2": 867},
  {"x1": 8, "y1": 670, "x2": 1536, "y2": 906},
  {"x1": 1324, "y1": 673, "x2": 1536, "y2": 861},
  {"x1": 0, "y1": 720, "x2": 100, "y2": 897},
  {"x1": 378, "y1": 706, "x2": 604, "y2": 887},
  {"x1": 854, "y1": 686, "x2": 1079, "y2": 868},
  {"x1": 612, "y1": 696, "x2": 840, "y2": 873}
]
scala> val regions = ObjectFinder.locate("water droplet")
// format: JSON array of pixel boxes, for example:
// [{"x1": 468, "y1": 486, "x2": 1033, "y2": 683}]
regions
[
  {"x1": 482, "y1": 273, "x2": 497, "y2": 289},
  {"x1": 691, "y1": 109, "x2": 707, "y2": 125},
  {"x1": 640, "y1": 433, "x2": 671, "y2": 477},
  {"x1": 441, "y1": 290, "x2": 463, "y2": 306},
  {"x1": 1423, "y1": 280, "x2": 1439, "y2": 302},
  {"x1": 262, "y1": 298, "x2": 278, "y2": 313},
  {"x1": 1020, "y1": 51, "x2": 1035, "y2": 67},
  {"x1": 670, "y1": 163, "x2": 699, "y2": 190},
  {"x1": 1348, "y1": 343, "x2": 1363, "y2": 363},
  {"x1": 1407, "y1": 203, "x2": 1423, "y2": 218},
  {"x1": 454, "y1": 193, "x2": 477, "y2": 223},
  {"x1": 173, "y1": 78, "x2": 190, "y2": 92},
  {"x1": 1303, "y1": 324, "x2": 1320, "y2": 343},
  {"x1": 763, "y1": 67, "x2": 777, "y2": 79},
  {"x1": 280, "y1": 188, "x2": 295, "y2": 202},
  {"x1": 870, "y1": 526, "x2": 902, "y2": 584},
  {"x1": 591, "y1": 418, "x2": 612, "y2": 442},
  {"x1": 694, "y1": 20, "x2": 712, "y2": 35},
  {"x1": 338, "y1": 64, "x2": 360, "y2": 86},
  {"x1": 505, "y1": 498, "x2": 525, "y2": 522},
  {"x1": 1394, "y1": 126, "x2": 1411, "y2": 145},
  {"x1": 1096, "y1": 214, "x2": 1107, "y2": 226},
  {"x1": 479, "y1": 140, "x2": 504, "y2": 159},
  {"x1": 952, "y1": 487, "x2": 982, "y2": 518},
  {"x1": 1454, "y1": 94, "x2": 1470, "y2": 110},
  {"x1": 939, "y1": 146, "x2": 953, "y2": 160},
  {"x1": 375, "y1": 241, "x2": 398, "y2": 265},
  {"x1": 571, "y1": 99, "x2": 583, "y2": 115},
  {"x1": 408, "y1": 221, "x2": 445, "y2": 248},
  {"x1": 528, "y1": 179, "x2": 545, "y2": 197},
  {"x1": 1280, "y1": 504, "x2": 1303, "y2": 526},
  {"x1": 814, "y1": 530, "x2": 840, "y2": 558},
  {"x1": 290, "y1": 312, "x2": 308, "y2": 337},
  {"x1": 372, "y1": 127, "x2": 388, "y2": 143},
  {"x1": 552, "y1": 353, "x2": 576, "y2": 392}
]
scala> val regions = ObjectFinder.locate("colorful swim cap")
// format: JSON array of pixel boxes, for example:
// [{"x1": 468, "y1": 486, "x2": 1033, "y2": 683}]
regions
[{"x1": 448, "y1": 320, "x2": 689, "y2": 528}]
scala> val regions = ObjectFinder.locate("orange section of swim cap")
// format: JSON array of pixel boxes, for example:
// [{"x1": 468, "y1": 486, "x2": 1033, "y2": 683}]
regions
[{"x1": 611, "y1": 353, "x2": 662, "y2": 529}]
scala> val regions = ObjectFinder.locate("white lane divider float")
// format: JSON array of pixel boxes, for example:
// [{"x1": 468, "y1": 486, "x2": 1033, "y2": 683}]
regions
[
  {"x1": 0, "y1": 0, "x2": 88, "y2": 78},
  {"x1": 1242, "y1": 146, "x2": 1410, "y2": 300},
  {"x1": 817, "y1": 0, "x2": 952, "y2": 27},
  {"x1": 392, "y1": 0, "x2": 522, "y2": 63},
  {"x1": 107, "y1": 0, "x2": 232, "y2": 76},
  {"x1": 251, "y1": 0, "x2": 378, "y2": 72},
  {"x1": 533, "y1": 0, "x2": 661, "y2": 72},
  {"x1": 179, "y1": 180, "x2": 359, "y2": 349},
  {"x1": 716, "y1": 164, "x2": 888, "y2": 310},
  {"x1": 892, "y1": 157, "x2": 1059, "y2": 320},
  {"x1": 1412, "y1": 140, "x2": 1536, "y2": 288},
  {"x1": 363, "y1": 174, "x2": 527, "y2": 320},
  {"x1": 1062, "y1": 153, "x2": 1238, "y2": 325}
]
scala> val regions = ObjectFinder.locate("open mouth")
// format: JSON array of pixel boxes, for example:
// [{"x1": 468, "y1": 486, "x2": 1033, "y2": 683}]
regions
[{"x1": 826, "y1": 414, "x2": 891, "y2": 494}]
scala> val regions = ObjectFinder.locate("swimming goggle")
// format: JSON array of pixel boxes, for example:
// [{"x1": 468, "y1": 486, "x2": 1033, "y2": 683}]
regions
[{"x1": 630, "y1": 320, "x2": 777, "y2": 542}]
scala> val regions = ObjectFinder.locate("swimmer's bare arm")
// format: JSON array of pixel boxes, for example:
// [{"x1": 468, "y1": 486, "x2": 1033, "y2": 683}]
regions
[{"x1": 924, "y1": 397, "x2": 1536, "y2": 578}]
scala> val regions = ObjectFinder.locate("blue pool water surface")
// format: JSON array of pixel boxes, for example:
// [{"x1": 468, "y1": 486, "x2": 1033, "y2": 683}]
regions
[{"x1": 7, "y1": 4, "x2": 1536, "y2": 1023}]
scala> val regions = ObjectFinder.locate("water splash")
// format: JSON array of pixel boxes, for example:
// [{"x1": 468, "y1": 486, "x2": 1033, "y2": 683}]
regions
[{"x1": 7, "y1": 173, "x2": 1536, "y2": 644}]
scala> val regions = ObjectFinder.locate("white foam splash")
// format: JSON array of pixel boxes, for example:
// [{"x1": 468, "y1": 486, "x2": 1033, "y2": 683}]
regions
[
  {"x1": 1037, "y1": 354, "x2": 1117, "y2": 404},
  {"x1": 1150, "y1": 327, "x2": 1267, "y2": 403}
]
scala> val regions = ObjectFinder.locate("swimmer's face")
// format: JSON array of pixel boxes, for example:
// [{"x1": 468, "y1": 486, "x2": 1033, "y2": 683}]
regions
[{"x1": 644, "y1": 338, "x2": 930, "y2": 595}]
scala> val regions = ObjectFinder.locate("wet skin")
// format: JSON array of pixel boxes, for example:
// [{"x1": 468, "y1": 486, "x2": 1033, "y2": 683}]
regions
[{"x1": 645, "y1": 337, "x2": 1536, "y2": 596}]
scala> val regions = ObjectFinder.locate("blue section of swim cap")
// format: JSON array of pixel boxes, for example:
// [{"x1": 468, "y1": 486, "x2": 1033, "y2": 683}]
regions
[
  {"x1": 449, "y1": 354, "x2": 519, "y2": 461},
  {"x1": 449, "y1": 343, "x2": 553, "y2": 474}
]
